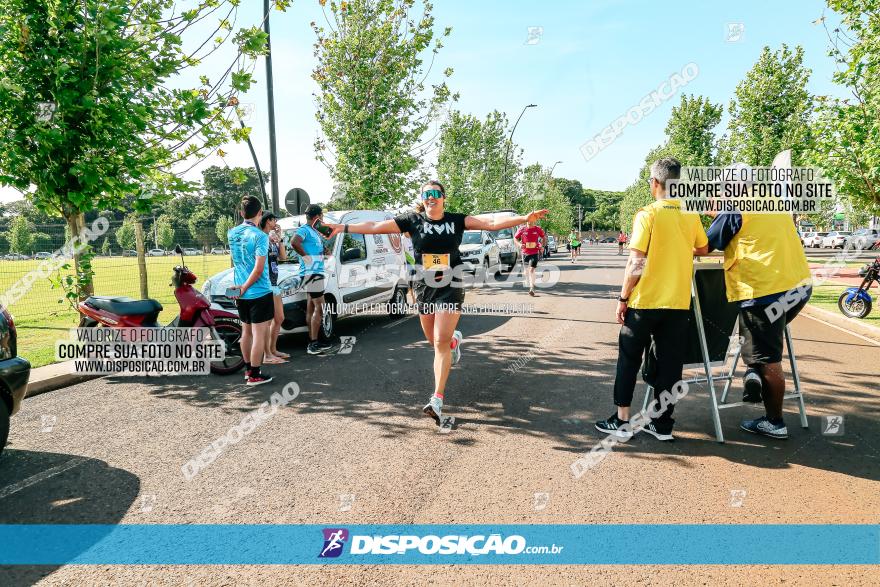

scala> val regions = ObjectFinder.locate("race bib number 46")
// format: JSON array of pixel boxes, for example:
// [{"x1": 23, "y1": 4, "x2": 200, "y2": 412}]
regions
[{"x1": 423, "y1": 253, "x2": 451, "y2": 270}]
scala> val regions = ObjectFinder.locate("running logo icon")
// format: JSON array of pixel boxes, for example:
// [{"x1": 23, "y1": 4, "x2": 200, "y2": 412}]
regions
[{"x1": 319, "y1": 528, "x2": 349, "y2": 558}]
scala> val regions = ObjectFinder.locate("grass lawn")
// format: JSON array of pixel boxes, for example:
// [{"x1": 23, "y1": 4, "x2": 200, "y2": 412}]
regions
[
  {"x1": 3, "y1": 254, "x2": 232, "y2": 368},
  {"x1": 808, "y1": 284, "x2": 880, "y2": 328}
]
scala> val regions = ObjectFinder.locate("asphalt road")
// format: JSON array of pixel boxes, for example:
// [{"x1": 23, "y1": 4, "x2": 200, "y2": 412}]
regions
[{"x1": 2, "y1": 245, "x2": 878, "y2": 585}]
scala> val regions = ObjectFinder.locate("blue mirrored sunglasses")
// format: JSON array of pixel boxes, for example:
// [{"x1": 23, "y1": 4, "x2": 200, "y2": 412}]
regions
[{"x1": 420, "y1": 189, "x2": 444, "y2": 200}]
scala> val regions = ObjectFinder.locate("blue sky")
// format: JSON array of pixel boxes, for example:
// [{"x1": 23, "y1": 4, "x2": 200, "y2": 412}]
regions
[{"x1": 0, "y1": 0, "x2": 845, "y2": 205}]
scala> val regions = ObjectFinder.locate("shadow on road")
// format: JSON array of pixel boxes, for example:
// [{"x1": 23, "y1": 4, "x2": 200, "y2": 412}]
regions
[{"x1": 0, "y1": 450, "x2": 139, "y2": 586}]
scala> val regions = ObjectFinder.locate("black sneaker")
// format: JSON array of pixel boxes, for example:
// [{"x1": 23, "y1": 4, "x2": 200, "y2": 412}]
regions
[
  {"x1": 595, "y1": 413, "x2": 632, "y2": 438},
  {"x1": 642, "y1": 420, "x2": 675, "y2": 442},
  {"x1": 307, "y1": 341, "x2": 335, "y2": 355},
  {"x1": 743, "y1": 369, "x2": 763, "y2": 403}
]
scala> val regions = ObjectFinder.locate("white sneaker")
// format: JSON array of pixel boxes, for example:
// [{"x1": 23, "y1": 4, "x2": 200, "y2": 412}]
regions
[
  {"x1": 423, "y1": 395, "x2": 443, "y2": 424},
  {"x1": 451, "y1": 330, "x2": 462, "y2": 364}
]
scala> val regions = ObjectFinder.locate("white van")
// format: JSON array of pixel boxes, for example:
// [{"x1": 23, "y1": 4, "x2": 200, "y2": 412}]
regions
[
  {"x1": 202, "y1": 210, "x2": 411, "y2": 339},
  {"x1": 481, "y1": 209, "x2": 523, "y2": 271}
]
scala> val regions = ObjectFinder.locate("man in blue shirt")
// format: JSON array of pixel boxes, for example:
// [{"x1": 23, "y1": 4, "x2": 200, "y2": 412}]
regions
[
  {"x1": 291, "y1": 204, "x2": 334, "y2": 355},
  {"x1": 228, "y1": 196, "x2": 274, "y2": 385}
]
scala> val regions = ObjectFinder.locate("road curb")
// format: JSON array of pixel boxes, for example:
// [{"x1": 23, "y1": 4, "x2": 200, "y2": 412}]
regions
[
  {"x1": 802, "y1": 304, "x2": 880, "y2": 345},
  {"x1": 25, "y1": 361, "x2": 103, "y2": 399}
]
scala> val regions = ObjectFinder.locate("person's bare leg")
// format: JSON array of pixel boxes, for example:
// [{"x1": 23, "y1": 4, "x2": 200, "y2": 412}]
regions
[
  {"x1": 271, "y1": 296, "x2": 288, "y2": 357},
  {"x1": 305, "y1": 298, "x2": 315, "y2": 341},
  {"x1": 418, "y1": 312, "x2": 436, "y2": 346},
  {"x1": 759, "y1": 362, "x2": 785, "y2": 420},
  {"x1": 250, "y1": 321, "x2": 271, "y2": 368},
  {"x1": 617, "y1": 406, "x2": 631, "y2": 420},
  {"x1": 240, "y1": 322, "x2": 253, "y2": 365},
  {"x1": 310, "y1": 296, "x2": 325, "y2": 341},
  {"x1": 432, "y1": 311, "x2": 461, "y2": 397}
]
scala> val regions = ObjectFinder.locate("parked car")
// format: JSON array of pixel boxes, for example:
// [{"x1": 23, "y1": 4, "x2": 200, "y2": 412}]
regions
[
  {"x1": 803, "y1": 232, "x2": 827, "y2": 247},
  {"x1": 821, "y1": 231, "x2": 852, "y2": 249},
  {"x1": 182, "y1": 248, "x2": 202, "y2": 256},
  {"x1": 3, "y1": 253, "x2": 29, "y2": 260},
  {"x1": 599, "y1": 237, "x2": 616, "y2": 244},
  {"x1": 846, "y1": 228, "x2": 880, "y2": 251},
  {"x1": 33, "y1": 252, "x2": 52, "y2": 260},
  {"x1": 800, "y1": 231, "x2": 817, "y2": 247},
  {"x1": 202, "y1": 210, "x2": 411, "y2": 340},
  {"x1": 548, "y1": 235, "x2": 558, "y2": 254},
  {"x1": 459, "y1": 230, "x2": 502, "y2": 275},
  {"x1": 123, "y1": 249, "x2": 138, "y2": 257},
  {"x1": 210, "y1": 247, "x2": 228, "y2": 255},
  {"x1": 482, "y1": 210, "x2": 523, "y2": 272},
  {"x1": 0, "y1": 306, "x2": 31, "y2": 456},
  {"x1": 147, "y1": 249, "x2": 166, "y2": 257}
]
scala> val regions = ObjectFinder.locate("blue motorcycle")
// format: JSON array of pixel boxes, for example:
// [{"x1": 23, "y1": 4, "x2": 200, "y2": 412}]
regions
[{"x1": 838, "y1": 256, "x2": 880, "y2": 319}]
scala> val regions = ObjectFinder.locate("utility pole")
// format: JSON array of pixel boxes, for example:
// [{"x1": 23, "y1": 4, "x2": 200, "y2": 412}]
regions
[
  {"x1": 263, "y1": 0, "x2": 280, "y2": 213},
  {"x1": 576, "y1": 204, "x2": 583, "y2": 234},
  {"x1": 502, "y1": 104, "x2": 537, "y2": 192}
]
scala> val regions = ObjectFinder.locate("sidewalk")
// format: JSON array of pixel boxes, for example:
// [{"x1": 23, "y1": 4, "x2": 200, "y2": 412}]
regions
[{"x1": 25, "y1": 360, "x2": 101, "y2": 398}]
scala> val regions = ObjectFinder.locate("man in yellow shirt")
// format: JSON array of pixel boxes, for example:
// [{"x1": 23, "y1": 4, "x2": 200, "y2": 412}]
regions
[{"x1": 595, "y1": 158, "x2": 709, "y2": 441}]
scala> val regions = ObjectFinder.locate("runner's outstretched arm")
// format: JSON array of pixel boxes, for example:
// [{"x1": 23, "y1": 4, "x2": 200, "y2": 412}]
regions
[
  {"x1": 465, "y1": 209, "x2": 549, "y2": 230},
  {"x1": 326, "y1": 219, "x2": 400, "y2": 237}
]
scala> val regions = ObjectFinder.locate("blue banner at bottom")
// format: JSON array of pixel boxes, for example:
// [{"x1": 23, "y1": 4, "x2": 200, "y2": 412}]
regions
[{"x1": 0, "y1": 525, "x2": 877, "y2": 565}]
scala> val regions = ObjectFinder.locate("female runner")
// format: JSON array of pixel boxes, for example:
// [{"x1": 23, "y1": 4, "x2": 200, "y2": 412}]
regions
[{"x1": 326, "y1": 180, "x2": 548, "y2": 424}]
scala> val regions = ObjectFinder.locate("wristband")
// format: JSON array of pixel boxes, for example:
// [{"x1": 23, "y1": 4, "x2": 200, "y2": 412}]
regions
[
  {"x1": 618, "y1": 296, "x2": 629, "y2": 303},
  {"x1": 344, "y1": 224, "x2": 349, "y2": 234}
]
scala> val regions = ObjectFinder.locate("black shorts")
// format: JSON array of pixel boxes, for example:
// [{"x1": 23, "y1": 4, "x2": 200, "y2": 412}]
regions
[
  {"x1": 236, "y1": 292, "x2": 275, "y2": 324},
  {"x1": 412, "y1": 277, "x2": 465, "y2": 315},
  {"x1": 739, "y1": 294, "x2": 810, "y2": 366},
  {"x1": 523, "y1": 254, "x2": 540, "y2": 268},
  {"x1": 572, "y1": 244, "x2": 581, "y2": 251},
  {"x1": 302, "y1": 274, "x2": 325, "y2": 299}
]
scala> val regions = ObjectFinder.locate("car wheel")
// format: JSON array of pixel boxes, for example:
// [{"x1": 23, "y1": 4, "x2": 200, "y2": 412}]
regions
[
  {"x1": 388, "y1": 287, "x2": 408, "y2": 317},
  {"x1": 321, "y1": 297, "x2": 337, "y2": 340},
  {"x1": 0, "y1": 397, "x2": 10, "y2": 457}
]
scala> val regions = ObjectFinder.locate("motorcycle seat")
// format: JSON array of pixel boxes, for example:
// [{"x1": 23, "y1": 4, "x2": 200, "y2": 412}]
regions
[{"x1": 86, "y1": 296, "x2": 163, "y2": 316}]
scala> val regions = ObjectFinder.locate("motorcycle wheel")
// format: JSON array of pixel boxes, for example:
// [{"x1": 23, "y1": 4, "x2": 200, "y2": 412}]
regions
[
  {"x1": 210, "y1": 317, "x2": 246, "y2": 375},
  {"x1": 837, "y1": 291, "x2": 872, "y2": 319}
]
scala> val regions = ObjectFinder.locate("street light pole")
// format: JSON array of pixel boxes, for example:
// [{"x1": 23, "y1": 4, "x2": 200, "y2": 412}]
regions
[
  {"x1": 502, "y1": 103, "x2": 537, "y2": 191},
  {"x1": 263, "y1": 0, "x2": 280, "y2": 213},
  {"x1": 549, "y1": 160, "x2": 563, "y2": 175}
]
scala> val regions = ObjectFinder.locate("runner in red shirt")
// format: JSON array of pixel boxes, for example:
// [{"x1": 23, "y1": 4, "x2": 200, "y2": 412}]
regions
[{"x1": 514, "y1": 221, "x2": 546, "y2": 296}]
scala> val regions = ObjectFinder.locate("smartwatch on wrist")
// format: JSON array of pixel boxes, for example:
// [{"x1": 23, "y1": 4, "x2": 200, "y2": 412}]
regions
[
  {"x1": 618, "y1": 296, "x2": 629, "y2": 303},
  {"x1": 343, "y1": 224, "x2": 349, "y2": 234}
]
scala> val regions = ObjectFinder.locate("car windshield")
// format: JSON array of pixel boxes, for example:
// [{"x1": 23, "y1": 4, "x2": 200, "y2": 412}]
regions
[
  {"x1": 491, "y1": 228, "x2": 514, "y2": 240},
  {"x1": 461, "y1": 231, "x2": 482, "y2": 245}
]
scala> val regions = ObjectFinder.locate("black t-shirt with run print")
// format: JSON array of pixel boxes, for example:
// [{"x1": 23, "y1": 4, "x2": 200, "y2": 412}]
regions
[{"x1": 394, "y1": 211, "x2": 468, "y2": 270}]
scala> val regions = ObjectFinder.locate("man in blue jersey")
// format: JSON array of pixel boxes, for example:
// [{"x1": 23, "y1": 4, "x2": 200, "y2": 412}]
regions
[{"x1": 228, "y1": 196, "x2": 274, "y2": 385}]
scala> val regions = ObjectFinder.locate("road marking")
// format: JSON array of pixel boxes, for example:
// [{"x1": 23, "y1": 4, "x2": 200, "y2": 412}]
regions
[
  {"x1": 801, "y1": 313, "x2": 880, "y2": 347},
  {"x1": 383, "y1": 315, "x2": 414, "y2": 329},
  {"x1": 0, "y1": 456, "x2": 88, "y2": 500}
]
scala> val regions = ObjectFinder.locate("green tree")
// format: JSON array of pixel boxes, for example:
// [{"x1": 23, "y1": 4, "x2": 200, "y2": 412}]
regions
[
  {"x1": 665, "y1": 95, "x2": 723, "y2": 166},
  {"x1": 0, "y1": 0, "x2": 275, "y2": 299},
  {"x1": 721, "y1": 45, "x2": 813, "y2": 165},
  {"x1": 6, "y1": 215, "x2": 32, "y2": 254},
  {"x1": 809, "y1": 0, "x2": 880, "y2": 211},
  {"x1": 116, "y1": 217, "x2": 136, "y2": 251},
  {"x1": 436, "y1": 110, "x2": 515, "y2": 214},
  {"x1": 312, "y1": 0, "x2": 455, "y2": 209},
  {"x1": 585, "y1": 190, "x2": 625, "y2": 231},
  {"x1": 100, "y1": 237, "x2": 111, "y2": 256},
  {"x1": 201, "y1": 166, "x2": 269, "y2": 219},
  {"x1": 216, "y1": 215, "x2": 234, "y2": 247},
  {"x1": 517, "y1": 164, "x2": 572, "y2": 235},
  {"x1": 155, "y1": 216, "x2": 175, "y2": 251},
  {"x1": 188, "y1": 207, "x2": 217, "y2": 251}
]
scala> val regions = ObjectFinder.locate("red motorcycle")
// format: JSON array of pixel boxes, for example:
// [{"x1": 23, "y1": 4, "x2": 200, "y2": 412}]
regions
[{"x1": 77, "y1": 245, "x2": 245, "y2": 375}]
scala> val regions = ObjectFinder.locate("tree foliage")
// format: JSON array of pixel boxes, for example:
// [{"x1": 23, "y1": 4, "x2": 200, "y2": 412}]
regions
[
  {"x1": 809, "y1": 0, "x2": 880, "y2": 212},
  {"x1": 201, "y1": 166, "x2": 269, "y2": 219},
  {"x1": 312, "y1": 0, "x2": 455, "y2": 209},
  {"x1": 720, "y1": 45, "x2": 813, "y2": 166},
  {"x1": 6, "y1": 215, "x2": 32, "y2": 253}
]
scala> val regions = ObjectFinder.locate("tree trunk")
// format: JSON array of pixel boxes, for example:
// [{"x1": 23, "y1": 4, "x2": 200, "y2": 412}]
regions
[
  {"x1": 135, "y1": 219, "x2": 149, "y2": 299},
  {"x1": 64, "y1": 211, "x2": 94, "y2": 300}
]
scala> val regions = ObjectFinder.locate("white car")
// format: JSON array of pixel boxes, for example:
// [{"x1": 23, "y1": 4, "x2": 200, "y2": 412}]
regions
[
  {"x1": 846, "y1": 228, "x2": 880, "y2": 250},
  {"x1": 481, "y1": 210, "x2": 523, "y2": 271},
  {"x1": 202, "y1": 210, "x2": 411, "y2": 340},
  {"x1": 147, "y1": 249, "x2": 166, "y2": 257},
  {"x1": 548, "y1": 235, "x2": 558, "y2": 253},
  {"x1": 821, "y1": 231, "x2": 851, "y2": 249},
  {"x1": 210, "y1": 247, "x2": 228, "y2": 255},
  {"x1": 458, "y1": 230, "x2": 502, "y2": 275},
  {"x1": 803, "y1": 232, "x2": 827, "y2": 247},
  {"x1": 182, "y1": 248, "x2": 202, "y2": 256}
]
